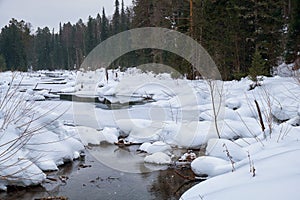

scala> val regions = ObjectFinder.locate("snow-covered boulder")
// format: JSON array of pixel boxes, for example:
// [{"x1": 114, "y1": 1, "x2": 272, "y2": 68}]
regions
[
  {"x1": 0, "y1": 159, "x2": 46, "y2": 190},
  {"x1": 179, "y1": 150, "x2": 197, "y2": 162},
  {"x1": 226, "y1": 98, "x2": 242, "y2": 110},
  {"x1": 77, "y1": 126, "x2": 119, "y2": 145},
  {"x1": 138, "y1": 141, "x2": 171, "y2": 154},
  {"x1": 138, "y1": 142, "x2": 152, "y2": 152},
  {"x1": 144, "y1": 152, "x2": 171, "y2": 165},
  {"x1": 145, "y1": 141, "x2": 171, "y2": 154},
  {"x1": 101, "y1": 127, "x2": 119, "y2": 144},
  {"x1": 206, "y1": 139, "x2": 247, "y2": 162},
  {"x1": 191, "y1": 156, "x2": 231, "y2": 177},
  {"x1": 272, "y1": 104, "x2": 298, "y2": 121},
  {"x1": 24, "y1": 89, "x2": 45, "y2": 101},
  {"x1": 287, "y1": 116, "x2": 300, "y2": 126},
  {"x1": 274, "y1": 63, "x2": 294, "y2": 77}
]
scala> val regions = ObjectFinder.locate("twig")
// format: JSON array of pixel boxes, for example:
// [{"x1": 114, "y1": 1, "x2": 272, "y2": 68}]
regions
[
  {"x1": 223, "y1": 143, "x2": 235, "y2": 172},
  {"x1": 174, "y1": 170, "x2": 195, "y2": 181},
  {"x1": 254, "y1": 99, "x2": 265, "y2": 136}
]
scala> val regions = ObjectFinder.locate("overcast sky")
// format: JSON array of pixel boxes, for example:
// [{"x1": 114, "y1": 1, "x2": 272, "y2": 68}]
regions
[{"x1": 0, "y1": 0, "x2": 132, "y2": 32}]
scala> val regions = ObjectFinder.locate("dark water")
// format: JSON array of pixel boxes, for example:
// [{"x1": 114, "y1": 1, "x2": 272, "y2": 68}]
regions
[
  {"x1": 0, "y1": 88, "x2": 199, "y2": 200},
  {"x1": 0, "y1": 147, "x2": 198, "y2": 200}
]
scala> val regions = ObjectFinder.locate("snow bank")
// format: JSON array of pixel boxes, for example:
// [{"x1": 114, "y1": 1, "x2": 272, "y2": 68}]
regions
[
  {"x1": 191, "y1": 156, "x2": 231, "y2": 177},
  {"x1": 0, "y1": 72, "x2": 84, "y2": 190},
  {"x1": 206, "y1": 139, "x2": 247, "y2": 162},
  {"x1": 1, "y1": 68, "x2": 300, "y2": 197},
  {"x1": 183, "y1": 129, "x2": 300, "y2": 200}
]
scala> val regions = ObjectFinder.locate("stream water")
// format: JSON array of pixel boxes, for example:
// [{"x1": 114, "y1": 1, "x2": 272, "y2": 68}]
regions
[
  {"x1": 0, "y1": 147, "x2": 198, "y2": 200},
  {"x1": 0, "y1": 97, "x2": 200, "y2": 200}
]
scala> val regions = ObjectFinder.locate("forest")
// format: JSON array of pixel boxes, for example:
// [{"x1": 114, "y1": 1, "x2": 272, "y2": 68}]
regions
[{"x1": 0, "y1": 0, "x2": 299, "y2": 80}]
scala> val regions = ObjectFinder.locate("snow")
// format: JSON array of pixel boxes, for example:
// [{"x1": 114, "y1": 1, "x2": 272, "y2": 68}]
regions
[
  {"x1": 191, "y1": 156, "x2": 231, "y2": 177},
  {"x1": 0, "y1": 66, "x2": 300, "y2": 198},
  {"x1": 138, "y1": 141, "x2": 171, "y2": 154},
  {"x1": 76, "y1": 126, "x2": 119, "y2": 145},
  {"x1": 206, "y1": 138, "x2": 247, "y2": 162},
  {"x1": 183, "y1": 134, "x2": 300, "y2": 200},
  {"x1": 0, "y1": 71, "x2": 84, "y2": 190},
  {"x1": 144, "y1": 152, "x2": 171, "y2": 165}
]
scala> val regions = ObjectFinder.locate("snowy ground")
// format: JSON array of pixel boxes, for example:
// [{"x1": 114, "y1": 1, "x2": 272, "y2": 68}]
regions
[
  {"x1": 0, "y1": 66, "x2": 299, "y2": 199},
  {"x1": 0, "y1": 71, "x2": 84, "y2": 191}
]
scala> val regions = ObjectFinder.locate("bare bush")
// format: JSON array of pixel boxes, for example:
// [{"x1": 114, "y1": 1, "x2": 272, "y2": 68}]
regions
[
  {"x1": 207, "y1": 80, "x2": 224, "y2": 138},
  {"x1": 0, "y1": 73, "x2": 69, "y2": 187}
]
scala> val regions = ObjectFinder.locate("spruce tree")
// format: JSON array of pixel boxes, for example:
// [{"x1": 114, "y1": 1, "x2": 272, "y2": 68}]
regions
[
  {"x1": 101, "y1": 8, "x2": 109, "y2": 41},
  {"x1": 248, "y1": 49, "x2": 267, "y2": 88},
  {"x1": 286, "y1": 0, "x2": 300, "y2": 62},
  {"x1": 0, "y1": 54, "x2": 6, "y2": 71},
  {"x1": 0, "y1": 19, "x2": 29, "y2": 71},
  {"x1": 85, "y1": 16, "x2": 97, "y2": 54},
  {"x1": 120, "y1": 0, "x2": 127, "y2": 32},
  {"x1": 35, "y1": 27, "x2": 51, "y2": 69},
  {"x1": 112, "y1": 0, "x2": 121, "y2": 34}
]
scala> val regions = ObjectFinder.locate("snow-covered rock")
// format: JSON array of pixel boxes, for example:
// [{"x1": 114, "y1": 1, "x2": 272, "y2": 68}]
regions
[
  {"x1": 226, "y1": 98, "x2": 242, "y2": 110},
  {"x1": 191, "y1": 156, "x2": 231, "y2": 177},
  {"x1": 272, "y1": 103, "x2": 298, "y2": 121},
  {"x1": 138, "y1": 142, "x2": 152, "y2": 152},
  {"x1": 274, "y1": 63, "x2": 294, "y2": 77},
  {"x1": 24, "y1": 89, "x2": 46, "y2": 101},
  {"x1": 77, "y1": 126, "x2": 119, "y2": 145},
  {"x1": 144, "y1": 152, "x2": 171, "y2": 165},
  {"x1": 142, "y1": 141, "x2": 172, "y2": 154},
  {"x1": 206, "y1": 139, "x2": 248, "y2": 162},
  {"x1": 179, "y1": 150, "x2": 197, "y2": 162},
  {"x1": 101, "y1": 127, "x2": 119, "y2": 144}
]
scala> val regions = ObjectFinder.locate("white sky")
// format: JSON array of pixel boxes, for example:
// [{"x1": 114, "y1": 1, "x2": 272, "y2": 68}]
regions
[{"x1": 0, "y1": 0, "x2": 132, "y2": 33}]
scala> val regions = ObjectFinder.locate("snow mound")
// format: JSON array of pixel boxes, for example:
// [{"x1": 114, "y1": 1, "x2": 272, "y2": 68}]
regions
[
  {"x1": 139, "y1": 141, "x2": 171, "y2": 154},
  {"x1": 138, "y1": 142, "x2": 152, "y2": 152},
  {"x1": 191, "y1": 156, "x2": 231, "y2": 177},
  {"x1": 77, "y1": 126, "x2": 119, "y2": 145},
  {"x1": 206, "y1": 139, "x2": 247, "y2": 162},
  {"x1": 226, "y1": 98, "x2": 242, "y2": 110},
  {"x1": 144, "y1": 152, "x2": 171, "y2": 165}
]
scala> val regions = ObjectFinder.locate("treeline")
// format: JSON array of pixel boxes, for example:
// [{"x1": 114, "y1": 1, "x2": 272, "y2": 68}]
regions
[
  {"x1": 0, "y1": 0, "x2": 131, "y2": 71},
  {"x1": 131, "y1": 0, "x2": 300, "y2": 79},
  {"x1": 0, "y1": 0, "x2": 299, "y2": 80}
]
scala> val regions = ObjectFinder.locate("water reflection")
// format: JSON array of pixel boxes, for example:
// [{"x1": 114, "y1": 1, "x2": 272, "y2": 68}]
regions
[
  {"x1": 89, "y1": 144, "x2": 168, "y2": 173},
  {"x1": 0, "y1": 146, "x2": 199, "y2": 200},
  {"x1": 149, "y1": 168, "x2": 199, "y2": 200}
]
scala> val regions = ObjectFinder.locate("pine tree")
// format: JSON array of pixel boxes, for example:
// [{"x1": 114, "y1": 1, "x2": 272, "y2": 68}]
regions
[
  {"x1": 95, "y1": 13, "x2": 102, "y2": 43},
  {"x1": 0, "y1": 18, "x2": 30, "y2": 71},
  {"x1": 74, "y1": 19, "x2": 86, "y2": 69},
  {"x1": 101, "y1": 8, "x2": 109, "y2": 41},
  {"x1": 248, "y1": 49, "x2": 267, "y2": 88},
  {"x1": 85, "y1": 16, "x2": 97, "y2": 54},
  {"x1": 285, "y1": 0, "x2": 300, "y2": 62},
  {"x1": 35, "y1": 27, "x2": 52, "y2": 69},
  {"x1": 112, "y1": 0, "x2": 121, "y2": 34},
  {"x1": 0, "y1": 54, "x2": 6, "y2": 71},
  {"x1": 120, "y1": 0, "x2": 127, "y2": 32}
]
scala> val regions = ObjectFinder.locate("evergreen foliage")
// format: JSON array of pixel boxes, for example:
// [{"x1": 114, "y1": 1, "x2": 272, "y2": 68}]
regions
[
  {"x1": 249, "y1": 49, "x2": 267, "y2": 85},
  {"x1": 0, "y1": 1, "x2": 298, "y2": 79},
  {"x1": 0, "y1": 54, "x2": 6, "y2": 71}
]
